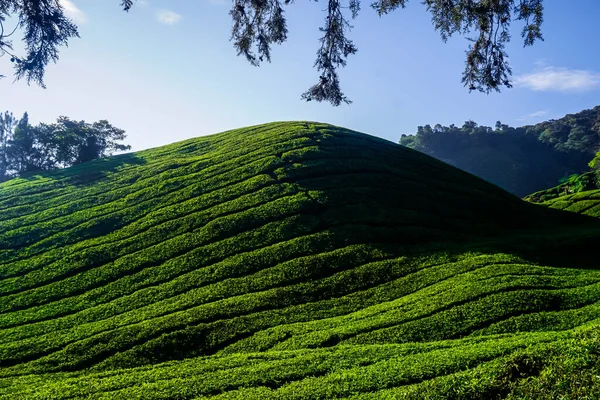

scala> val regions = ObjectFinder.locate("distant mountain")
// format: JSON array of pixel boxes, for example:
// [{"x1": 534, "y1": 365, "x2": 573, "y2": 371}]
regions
[
  {"x1": 400, "y1": 106, "x2": 600, "y2": 197},
  {"x1": 3, "y1": 122, "x2": 600, "y2": 399}
]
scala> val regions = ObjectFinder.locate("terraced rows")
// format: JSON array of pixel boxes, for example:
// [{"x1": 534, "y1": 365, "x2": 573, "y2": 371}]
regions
[
  {"x1": 534, "y1": 188, "x2": 600, "y2": 217},
  {"x1": 2, "y1": 323, "x2": 600, "y2": 399},
  {"x1": 2, "y1": 121, "x2": 600, "y2": 398}
]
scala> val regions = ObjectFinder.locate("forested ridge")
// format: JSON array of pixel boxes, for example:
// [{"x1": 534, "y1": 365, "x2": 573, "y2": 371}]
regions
[{"x1": 400, "y1": 105, "x2": 600, "y2": 197}]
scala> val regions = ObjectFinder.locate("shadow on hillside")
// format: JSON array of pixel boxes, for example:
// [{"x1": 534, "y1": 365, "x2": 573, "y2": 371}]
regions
[
  {"x1": 17, "y1": 153, "x2": 147, "y2": 188},
  {"x1": 289, "y1": 128, "x2": 600, "y2": 272},
  {"x1": 482, "y1": 216, "x2": 600, "y2": 270},
  {"x1": 382, "y1": 206, "x2": 600, "y2": 271}
]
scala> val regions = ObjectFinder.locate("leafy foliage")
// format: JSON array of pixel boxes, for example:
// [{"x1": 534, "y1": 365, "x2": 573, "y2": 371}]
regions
[
  {"x1": 1, "y1": 121, "x2": 600, "y2": 398},
  {"x1": 0, "y1": 111, "x2": 16, "y2": 180},
  {"x1": 0, "y1": 0, "x2": 79, "y2": 87},
  {"x1": 400, "y1": 106, "x2": 600, "y2": 197},
  {"x1": 0, "y1": 0, "x2": 141, "y2": 87},
  {"x1": 1, "y1": 1, "x2": 546, "y2": 104},
  {"x1": 299, "y1": 0, "x2": 357, "y2": 105},
  {"x1": 232, "y1": 0, "x2": 545, "y2": 104},
  {"x1": 0, "y1": 111, "x2": 130, "y2": 181}
]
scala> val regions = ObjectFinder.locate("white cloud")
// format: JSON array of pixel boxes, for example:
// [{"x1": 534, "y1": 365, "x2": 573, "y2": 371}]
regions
[
  {"x1": 528, "y1": 110, "x2": 548, "y2": 118},
  {"x1": 517, "y1": 110, "x2": 549, "y2": 122},
  {"x1": 60, "y1": 0, "x2": 87, "y2": 24},
  {"x1": 514, "y1": 66, "x2": 600, "y2": 92},
  {"x1": 156, "y1": 10, "x2": 182, "y2": 25}
]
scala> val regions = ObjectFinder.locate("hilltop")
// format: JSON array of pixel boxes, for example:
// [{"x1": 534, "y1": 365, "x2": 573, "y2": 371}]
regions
[
  {"x1": 400, "y1": 106, "x2": 600, "y2": 197},
  {"x1": 2, "y1": 122, "x2": 600, "y2": 399}
]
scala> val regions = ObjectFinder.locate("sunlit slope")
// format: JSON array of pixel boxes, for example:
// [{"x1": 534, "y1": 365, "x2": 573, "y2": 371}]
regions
[
  {"x1": 526, "y1": 173, "x2": 600, "y2": 219},
  {"x1": 2, "y1": 121, "x2": 600, "y2": 398},
  {"x1": 530, "y1": 190, "x2": 600, "y2": 217},
  {"x1": 4, "y1": 324, "x2": 600, "y2": 399}
]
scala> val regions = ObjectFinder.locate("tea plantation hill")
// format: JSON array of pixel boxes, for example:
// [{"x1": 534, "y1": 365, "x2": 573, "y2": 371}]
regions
[
  {"x1": 526, "y1": 173, "x2": 600, "y2": 221},
  {"x1": 2, "y1": 121, "x2": 600, "y2": 399}
]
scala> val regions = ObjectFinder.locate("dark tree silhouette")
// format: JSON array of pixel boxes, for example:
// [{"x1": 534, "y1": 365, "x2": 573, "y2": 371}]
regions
[
  {"x1": 0, "y1": 112, "x2": 131, "y2": 181},
  {"x1": 0, "y1": 0, "x2": 79, "y2": 87},
  {"x1": 1, "y1": 0, "x2": 544, "y2": 104},
  {"x1": 0, "y1": 111, "x2": 16, "y2": 179}
]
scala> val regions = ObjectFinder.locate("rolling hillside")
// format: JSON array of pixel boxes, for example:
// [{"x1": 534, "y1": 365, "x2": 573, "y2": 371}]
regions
[
  {"x1": 526, "y1": 174, "x2": 600, "y2": 220},
  {"x1": 526, "y1": 170, "x2": 600, "y2": 203},
  {"x1": 2, "y1": 121, "x2": 600, "y2": 399}
]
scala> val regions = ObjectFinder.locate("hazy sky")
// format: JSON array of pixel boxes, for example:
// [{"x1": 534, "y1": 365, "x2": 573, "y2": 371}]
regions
[{"x1": 2, "y1": 0, "x2": 600, "y2": 151}]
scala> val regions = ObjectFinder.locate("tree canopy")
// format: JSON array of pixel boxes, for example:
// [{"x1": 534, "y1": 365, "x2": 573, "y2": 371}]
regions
[
  {"x1": 1, "y1": 0, "x2": 544, "y2": 104},
  {"x1": 0, "y1": 111, "x2": 131, "y2": 181},
  {"x1": 400, "y1": 106, "x2": 600, "y2": 197}
]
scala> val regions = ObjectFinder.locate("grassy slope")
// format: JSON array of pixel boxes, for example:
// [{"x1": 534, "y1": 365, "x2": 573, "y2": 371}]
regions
[
  {"x1": 524, "y1": 171, "x2": 600, "y2": 223},
  {"x1": 526, "y1": 171, "x2": 600, "y2": 203},
  {"x1": 2, "y1": 122, "x2": 600, "y2": 398}
]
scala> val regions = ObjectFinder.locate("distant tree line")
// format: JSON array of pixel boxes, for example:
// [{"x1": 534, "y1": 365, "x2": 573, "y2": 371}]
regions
[
  {"x1": 400, "y1": 106, "x2": 600, "y2": 197},
  {"x1": 0, "y1": 111, "x2": 131, "y2": 182}
]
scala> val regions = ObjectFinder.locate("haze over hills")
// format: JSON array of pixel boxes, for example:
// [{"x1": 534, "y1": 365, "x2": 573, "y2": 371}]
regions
[
  {"x1": 400, "y1": 106, "x2": 600, "y2": 197},
  {"x1": 2, "y1": 122, "x2": 600, "y2": 398}
]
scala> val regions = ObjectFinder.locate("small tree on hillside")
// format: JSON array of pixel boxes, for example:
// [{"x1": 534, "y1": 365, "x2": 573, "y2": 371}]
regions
[
  {"x1": 50, "y1": 117, "x2": 131, "y2": 166},
  {"x1": 0, "y1": 112, "x2": 131, "y2": 180},
  {"x1": 8, "y1": 112, "x2": 38, "y2": 173},
  {"x1": 588, "y1": 153, "x2": 600, "y2": 171},
  {"x1": 0, "y1": 111, "x2": 17, "y2": 181}
]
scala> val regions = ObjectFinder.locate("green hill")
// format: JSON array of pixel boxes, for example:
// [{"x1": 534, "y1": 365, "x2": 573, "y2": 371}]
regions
[
  {"x1": 526, "y1": 171, "x2": 600, "y2": 203},
  {"x1": 525, "y1": 172, "x2": 600, "y2": 220},
  {"x1": 400, "y1": 106, "x2": 600, "y2": 197},
  {"x1": 2, "y1": 121, "x2": 600, "y2": 399}
]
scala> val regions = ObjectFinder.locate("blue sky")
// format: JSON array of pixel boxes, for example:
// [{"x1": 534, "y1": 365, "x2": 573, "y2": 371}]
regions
[{"x1": 1, "y1": 0, "x2": 600, "y2": 151}]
